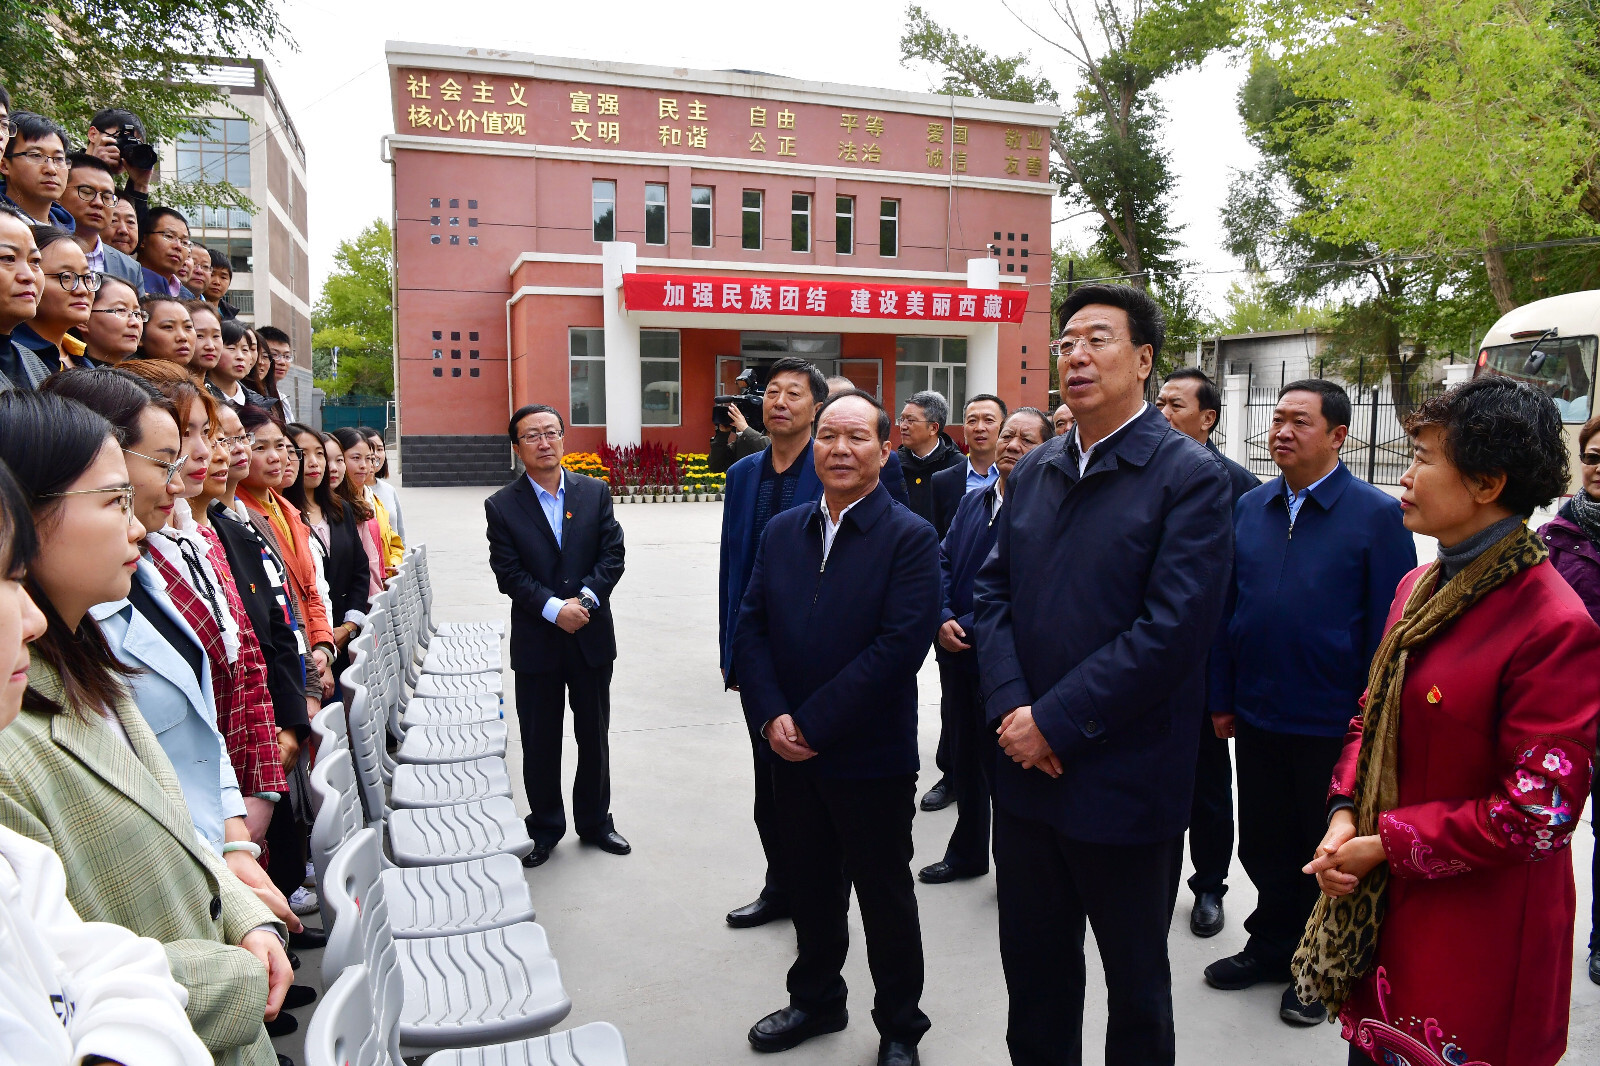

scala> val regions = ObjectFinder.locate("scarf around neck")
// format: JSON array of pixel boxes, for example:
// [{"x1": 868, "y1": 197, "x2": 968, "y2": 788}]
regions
[{"x1": 1569, "y1": 489, "x2": 1600, "y2": 548}]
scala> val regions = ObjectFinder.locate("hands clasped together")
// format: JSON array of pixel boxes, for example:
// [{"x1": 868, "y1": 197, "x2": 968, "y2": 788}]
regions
[{"x1": 1302, "y1": 808, "x2": 1387, "y2": 897}]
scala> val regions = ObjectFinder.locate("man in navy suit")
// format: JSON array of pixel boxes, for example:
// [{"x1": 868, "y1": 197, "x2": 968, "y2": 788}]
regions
[
  {"x1": 974, "y1": 285, "x2": 1233, "y2": 1066},
  {"x1": 485, "y1": 404, "x2": 627, "y2": 868},
  {"x1": 734, "y1": 389, "x2": 940, "y2": 1066}
]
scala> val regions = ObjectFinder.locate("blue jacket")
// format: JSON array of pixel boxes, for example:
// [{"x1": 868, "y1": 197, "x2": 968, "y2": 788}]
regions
[
  {"x1": 973, "y1": 406, "x2": 1233, "y2": 844},
  {"x1": 936, "y1": 480, "x2": 1001, "y2": 681},
  {"x1": 718, "y1": 440, "x2": 823, "y2": 683},
  {"x1": 1211, "y1": 461, "x2": 1416, "y2": 737},
  {"x1": 1208, "y1": 439, "x2": 1261, "y2": 500},
  {"x1": 732, "y1": 482, "x2": 941, "y2": 779},
  {"x1": 140, "y1": 266, "x2": 195, "y2": 300}
]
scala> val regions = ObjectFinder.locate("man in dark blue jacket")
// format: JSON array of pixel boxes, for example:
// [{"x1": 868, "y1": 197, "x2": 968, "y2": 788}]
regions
[
  {"x1": 1156, "y1": 366, "x2": 1260, "y2": 940},
  {"x1": 718, "y1": 356, "x2": 828, "y2": 930},
  {"x1": 734, "y1": 389, "x2": 940, "y2": 1066},
  {"x1": 919, "y1": 406, "x2": 1052, "y2": 887},
  {"x1": 1203, "y1": 378, "x2": 1415, "y2": 1025},
  {"x1": 974, "y1": 285, "x2": 1233, "y2": 1066}
]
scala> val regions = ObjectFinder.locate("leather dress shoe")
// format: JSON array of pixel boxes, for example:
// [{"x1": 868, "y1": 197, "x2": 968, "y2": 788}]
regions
[
  {"x1": 1589, "y1": 950, "x2": 1600, "y2": 986},
  {"x1": 286, "y1": 949, "x2": 300, "y2": 971},
  {"x1": 1279, "y1": 984, "x2": 1326, "y2": 1025},
  {"x1": 917, "y1": 860, "x2": 986, "y2": 884},
  {"x1": 278, "y1": 1056, "x2": 296, "y2": 1066},
  {"x1": 919, "y1": 778, "x2": 953, "y2": 812},
  {"x1": 288, "y1": 926, "x2": 326, "y2": 950},
  {"x1": 522, "y1": 841, "x2": 552, "y2": 868},
  {"x1": 878, "y1": 1039, "x2": 920, "y2": 1066},
  {"x1": 265, "y1": 1012, "x2": 299, "y2": 1038},
  {"x1": 747, "y1": 1005, "x2": 847, "y2": 1052},
  {"x1": 1204, "y1": 951, "x2": 1282, "y2": 990},
  {"x1": 1190, "y1": 892, "x2": 1224, "y2": 938},
  {"x1": 281, "y1": 984, "x2": 318, "y2": 1011},
  {"x1": 582, "y1": 830, "x2": 631, "y2": 855},
  {"x1": 726, "y1": 897, "x2": 789, "y2": 928}
]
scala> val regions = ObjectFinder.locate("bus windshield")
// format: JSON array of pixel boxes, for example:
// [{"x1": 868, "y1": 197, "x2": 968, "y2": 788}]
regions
[{"x1": 1480, "y1": 335, "x2": 1596, "y2": 423}]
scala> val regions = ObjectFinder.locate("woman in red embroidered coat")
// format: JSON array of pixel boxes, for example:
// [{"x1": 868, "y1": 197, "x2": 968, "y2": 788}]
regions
[{"x1": 1300, "y1": 378, "x2": 1600, "y2": 1066}]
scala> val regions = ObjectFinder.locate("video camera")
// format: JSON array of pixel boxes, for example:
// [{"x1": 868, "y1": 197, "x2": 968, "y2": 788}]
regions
[{"x1": 713, "y1": 367, "x2": 765, "y2": 433}]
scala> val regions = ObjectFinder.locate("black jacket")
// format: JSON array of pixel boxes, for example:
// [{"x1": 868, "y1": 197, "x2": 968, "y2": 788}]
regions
[
  {"x1": 311, "y1": 500, "x2": 372, "y2": 627},
  {"x1": 973, "y1": 406, "x2": 1233, "y2": 844},
  {"x1": 206, "y1": 501, "x2": 309, "y2": 735},
  {"x1": 733, "y1": 482, "x2": 941, "y2": 779},
  {"x1": 485, "y1": 472, "x2": 626, "y2": 673},
  {"x1": 929, "y1": 461, "x2": 986, "y2": 541},
  {"x1": 897, "y1": 433, "x2": 964, "y2": 524}
]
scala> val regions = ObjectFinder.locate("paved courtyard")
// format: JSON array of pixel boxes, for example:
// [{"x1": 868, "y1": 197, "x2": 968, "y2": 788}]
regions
[{"x1": 398, "y1": 485, "x2": 1598, "y2": 1066}]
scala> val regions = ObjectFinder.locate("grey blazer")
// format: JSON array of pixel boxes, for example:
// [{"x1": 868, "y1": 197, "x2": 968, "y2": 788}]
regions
[{"x1": 100, "y1": 243, "x2": 147, "y2": 295}]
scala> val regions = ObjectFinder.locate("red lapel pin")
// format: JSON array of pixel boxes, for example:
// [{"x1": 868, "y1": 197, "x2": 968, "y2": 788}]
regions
[{"x1": 1426, "y1": 685, "x2": 1442, "y2": 704}]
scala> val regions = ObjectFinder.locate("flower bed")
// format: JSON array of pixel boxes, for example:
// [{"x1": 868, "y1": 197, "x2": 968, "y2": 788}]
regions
[{"x1": 591, "y1": 443, "x2": 725, "y2": 501}]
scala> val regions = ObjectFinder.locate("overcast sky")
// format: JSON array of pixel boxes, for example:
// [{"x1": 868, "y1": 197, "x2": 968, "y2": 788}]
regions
[{"x1": 267, "y1": 0, "x2": 1256, "y2": 313}]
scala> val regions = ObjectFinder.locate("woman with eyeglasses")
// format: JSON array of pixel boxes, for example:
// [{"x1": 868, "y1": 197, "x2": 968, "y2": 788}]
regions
[
  {"x1": 285, "y1": 425, "x2": 369, "y2": 667},
  {"x1": 0, "y1": 388, "x2": 291, "y2": 1065},
  {"x1": 331, "y1": 427, "x2": 401, "y2": 581},
  {"x1": 134, "y1": 294, "x2": 194, "y2": 365},
  {"x1": 184, "y1": 299, "x2": 224, "y2": 391},
  {"x1": 135, "y1": 206, "x2": 195, "y2": 300},
  {"x1": 11, "y1": 225, "x2": 97, "y2": 371},
  {"x1": 325, "y1": 430, "x2": 384, "y2": 598},
  {"x1": 83, "y1": 275, "x2": 144, "y2": 368}
]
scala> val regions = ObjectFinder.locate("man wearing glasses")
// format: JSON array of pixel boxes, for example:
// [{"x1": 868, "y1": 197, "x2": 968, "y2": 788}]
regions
[
  {"x1": 0, "y1": 211, "x2": 51, "y2": 392},
  {"x1": 61, "y1": 153, "x2": 143, "y2": 295},
  {"x1": 0, "y1": 112, "x2": 77, "y2": 231},
  {"x1": 135, "y1": 205, "x2": 195, "y2": 299},
  {"x1": 485, "y1": 404, "x2": 629, "y2": 869}
]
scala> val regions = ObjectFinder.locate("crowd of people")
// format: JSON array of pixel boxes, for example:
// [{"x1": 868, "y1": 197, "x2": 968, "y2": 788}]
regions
[{"x1": 0, "y1": 77, "x2": 410, "y2": 1066}]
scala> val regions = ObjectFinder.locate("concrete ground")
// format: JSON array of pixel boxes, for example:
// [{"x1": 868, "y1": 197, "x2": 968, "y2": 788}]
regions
[{"x1": 287, "y1": 486, "x2": 1598, "y2": 1066}]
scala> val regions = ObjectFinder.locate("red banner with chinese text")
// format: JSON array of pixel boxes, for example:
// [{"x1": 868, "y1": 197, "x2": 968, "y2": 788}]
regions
[{"x1": 621, "y1": 272, "x2": 1027, "y2": 324}]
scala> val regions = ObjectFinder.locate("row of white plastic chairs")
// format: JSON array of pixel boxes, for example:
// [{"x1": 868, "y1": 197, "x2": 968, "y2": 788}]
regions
[{"x1": 301, "y1": 544, "x2": 630, "y2": 1066}]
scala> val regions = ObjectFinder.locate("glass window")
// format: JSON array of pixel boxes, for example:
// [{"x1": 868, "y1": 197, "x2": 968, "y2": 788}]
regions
[
  {"x1": 791, "y1": 193, "x2": 810, "y2": 253},
  {"x1": 691, "y1": 186, "x2": 713, "y2": 247},
  {"x1": 592, "y1": 180, "x2": 616, "y2": 243},
  {"x1": 644, "y1": 183, "x2": 667, "y2": 246},
  {"x1": 1481, "y1": 336, "x2": 1596, "y2": 423},
  {"x1": 836, "y1": 196, "x2": 854, "y2": 255},
  {"x1": 742, "y1": 190, "x2": 763, "y2": 250},
  {"x1": 895, "y1": 336, "x2": 966, "y2": 414},
  {"x1": 640, "y1": 330, "x2": 681, "y2": 426},
  {"x1": 569, "y1": 328, "x2": 606, "y2": 425},
  {"x1": 175, "y1": 116, "x2": 252, "y2": 189},
  {"x1": 879, "y1": 199, "x2": 899, "y2": 258}
]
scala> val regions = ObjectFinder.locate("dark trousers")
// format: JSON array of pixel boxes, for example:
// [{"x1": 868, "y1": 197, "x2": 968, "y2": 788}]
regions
[
  {"x1": 1591, "y1": 776, "x2": 1598, "y2": 952},
  {"x1": 514, "y1": 645, "x2": 614, "y2": 847},
  {"x1": 1235, "y1": 720, "x2": 1346, "y2": 972},
  {"x1": 994, "y1": 806, "x2": 1183, "y2": 1066},
  {"x1": 772, "y1": 762, "x2": 930, "y2": 1045},
  {"x1": 941, "y1": 655, "x2": 993, "y2": 871},
  {"x1": 265, "y1": 785, "x2": 305, "y2": 899},
  {"x1": 1348, "y1": 1046, "x2": 1379, "y2": 1066},
  {"x1": 1186, "y1": 720, "x2": 1234, "y2": 897},
  {"x1": 747, "y1": 724, "x2": 787, "y2": 905}
]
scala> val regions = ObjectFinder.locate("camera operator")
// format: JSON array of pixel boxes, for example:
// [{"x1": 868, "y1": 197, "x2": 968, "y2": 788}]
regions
[
  {"x1": 85, "y1": 108, "x2": 157, "y2": 232},
  {"x1": 710, "y1": 400, "x2": 769, "y2": 474}
]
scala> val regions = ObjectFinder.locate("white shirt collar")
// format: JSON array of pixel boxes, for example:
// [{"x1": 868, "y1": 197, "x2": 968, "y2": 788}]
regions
[
  {"x1": 1071, "y1": 402, "x2": 1148, "y2": 476},
  {"x1": 819, "y1": 491, "x2": 870, "y2": 561}
]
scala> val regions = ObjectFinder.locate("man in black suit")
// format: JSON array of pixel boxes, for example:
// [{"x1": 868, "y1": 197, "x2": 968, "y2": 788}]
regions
[
  {"x1": 485, "y1": 404, "x2": 628, "y2": 868},
  {"x1": 734, "y1": 389, "x2": 941, "y2": 1066},
  {"x1": 1155, "y1": 367, "x2": 1260, "y2": 941},
  {"x1": 974, "y1": 285, "x2": 1232, "y2": 1066}
]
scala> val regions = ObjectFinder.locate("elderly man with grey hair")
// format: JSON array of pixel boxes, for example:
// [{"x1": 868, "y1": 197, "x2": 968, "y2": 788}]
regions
[{"x1": 896, "y1": 390, "x2": 963, "y2": 527}]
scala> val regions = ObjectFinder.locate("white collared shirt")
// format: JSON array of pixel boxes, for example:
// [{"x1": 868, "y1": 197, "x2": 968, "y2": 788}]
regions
[
  {"x1": 820, "y1": 494, "x2": 869, "y2": 563},
  {"x1": 84, "y1": 237, "x2": 106, "y2": 275},
  {"x1": 1072, "y1": 402, "x2": 1148, "y2": 476}
]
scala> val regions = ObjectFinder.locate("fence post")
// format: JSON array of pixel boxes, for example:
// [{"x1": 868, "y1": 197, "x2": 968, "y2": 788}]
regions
[
  {"x1": 1224, "y1": 372, "x2": 1249, "y2": 465},
  {"x1": 1366, "y1": 371, "x2": 1380, "y2": 484}
]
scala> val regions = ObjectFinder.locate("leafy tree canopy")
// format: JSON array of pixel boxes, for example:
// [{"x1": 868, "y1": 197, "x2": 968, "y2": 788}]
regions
[{"x1": 312, "y1": 219, "x2": 393, "y2": 399}]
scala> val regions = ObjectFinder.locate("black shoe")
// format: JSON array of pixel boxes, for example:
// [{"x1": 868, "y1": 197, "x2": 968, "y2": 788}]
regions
[
  {"x1": 281, "y1": 984, "x2": 318, "y2": 1011},
  {"x1": 1190, "y1": 892, "x2": 1225, "y2": 938},
  {"x1": 726, "y1": 897, "x2": 789, "y2": 928},
  {"x1": 286, "y1": 949, "x2": 300, "y2": 971},
  {"x1": 1204, "y1": 951, "x2": 1281, "y2": 990},
  {"x1": 919, "y1": 778, "x2": 953, "y2": 812},
  {"x1": 521, "y1": 841, "x2": 552, "y2": 868},
  {"x1": 278, "y1": 1056, "x2": 295, "y2": 1066},
  {"x1": 1589, "y1": 950, "x2": 1599, "y2": 986},
  {"x1": 1279, "y1": 984, "x2": 1326, "y2": 1026},
  {"x1": 288, "y1": 926, "x2": 326, "y2": 950},
  {"x1": 746, "y1": 1006, "x2": 847, "y2": 1052},
  {"x1": 265, "y1": 1012, "x2": 299, "y2": 1037},
  {"x1": 917, "y1": 860, "x2": 986, "y2": 884},
  {"x1": 582, "y1": 830, "x2": 631, "y2": 855},
  {"x1": 878, "y1": 1039, "x2": 920, "y2": 1066}
]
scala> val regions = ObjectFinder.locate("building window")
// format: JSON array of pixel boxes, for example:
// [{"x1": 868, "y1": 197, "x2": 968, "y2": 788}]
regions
[
  {"x1": 879, "y1": 199, "x2": 899, "y2": 258},
  {"x1": 175, "y1": 118, "x2": 251, "y2": 187},
  {"x1": 569, "y1": 328, "x2": 606, "y2": 425},
  {"x1": 895, "y1": 336, "x2": 967, "y2": 415},
  {"x1": 196, "y1": 236, "x2": 252, "y2": 275},
  {"x1": 641, "y1": 330, "x2": 681, "y2": 426},
  {"x1": 742, "y1": 190, "x2": 763, "y2": 250},
  {"x1": 592, "y1": 180, "x2": 616, "y2": 243},
  {"x1": 644, "y1": 183, "x2": 667, "y2": 246},
  {"x1": 691, "y1": 186, "x2": 713, "y2": 247},
  {"x1": 835, "y1": 196, "x2": 854, "y2": 255},
  {"x1": 791, "y1": 193, "x2": 810, "y2": 253}
]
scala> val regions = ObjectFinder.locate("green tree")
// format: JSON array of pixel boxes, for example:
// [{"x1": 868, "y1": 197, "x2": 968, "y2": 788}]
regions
[
  {"x1": 312, "y1": 219, "x2": 393, "y2": 399},
  {"x1": 1216, "y1": 273, "x2": 1333, "y2": 335},
  {"x1": 0, "y1": 0, "x2": 291, "y2": 214},
  {"x1": 900, "y1": 1, "x2": 1237, "y2": 289}
]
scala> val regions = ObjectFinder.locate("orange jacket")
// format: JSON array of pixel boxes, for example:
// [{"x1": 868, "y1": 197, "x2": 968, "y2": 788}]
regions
[{"x1": 237, "y1": 487, "x2": 336, "y2": 654}]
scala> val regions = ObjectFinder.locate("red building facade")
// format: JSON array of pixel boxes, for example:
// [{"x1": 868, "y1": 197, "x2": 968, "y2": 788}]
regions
[{"x1": 385, "y1": 42, "x2": 1061, "y2": 484}]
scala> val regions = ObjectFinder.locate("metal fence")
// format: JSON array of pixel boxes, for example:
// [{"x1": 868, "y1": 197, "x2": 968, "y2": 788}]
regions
[{"x1": 321, "y1": 395, "x2": 391, "y2": 435}]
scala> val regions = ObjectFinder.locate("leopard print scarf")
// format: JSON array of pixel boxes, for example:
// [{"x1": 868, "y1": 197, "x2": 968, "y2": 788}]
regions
[{"x1": 1290, "y1": 522, "x2": 1548, "y2": 1017}]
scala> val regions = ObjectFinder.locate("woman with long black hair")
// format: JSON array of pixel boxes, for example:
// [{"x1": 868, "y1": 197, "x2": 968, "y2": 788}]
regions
[{"x1": 284, "y1": 424, "x2": 368, "y2": 662}]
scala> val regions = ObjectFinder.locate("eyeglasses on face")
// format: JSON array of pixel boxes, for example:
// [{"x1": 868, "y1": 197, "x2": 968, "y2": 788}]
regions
[
  {"x1": 123, "y1": 447, "x2": 184, "y2": 485},
  {"x1": 1056, "y1": 334, "x2": 1121, "y2": 356},
  {"x1": 6, "y1": 148, "x2": 68, "y2": 168},
  {"x1": 52, "y1": 270, "x2": 101, "y2": 293},
  {"x1": 517, "y1": 430, "x2": 564, "y2": 444},
  {"x1": 218, "y1": 433, "x2": 253, "y2": 449},
  {"x1": 897, "y1": 416, "x2": 931, "y2": 427},
  {"x1": 41, "y1": 483, "x2": 136, "y2": 516},
  {"x1": 70, "y1": 184, "x2": 118, "y2": 206},
  {"x1": 92, "y1": 306, "x2": 149, "y2": 322},
  {"x1": 1581, "y1": 452, "x2": 1600, "y2": 467},
  {"x1": 152, "y1": 229, "x2": 192, "y2": 248},
  {"x1": 0, "y1": 117, "x2": 14, "y2": 138}
]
